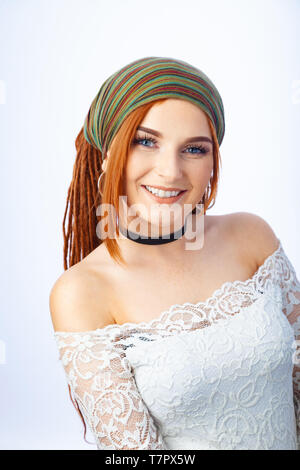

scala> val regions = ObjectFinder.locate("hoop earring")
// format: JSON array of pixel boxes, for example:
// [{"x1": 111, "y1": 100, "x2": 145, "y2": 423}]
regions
[
  {"x1": 97, "y1": 171, "x2": 106, "y2": 197},
  {"x1": 192, "y1": 188, "x2": 207, "y2": 215}
]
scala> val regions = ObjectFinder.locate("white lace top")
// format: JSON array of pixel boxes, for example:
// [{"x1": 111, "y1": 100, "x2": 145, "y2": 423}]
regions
[{"x1": 54, "y1": 240, "x2": 300, "y2": 450}]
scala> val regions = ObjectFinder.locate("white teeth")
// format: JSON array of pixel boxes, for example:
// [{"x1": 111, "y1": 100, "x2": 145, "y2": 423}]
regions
[{"x1": 145, "y1": 185, "x2": 182, "y2": 197}]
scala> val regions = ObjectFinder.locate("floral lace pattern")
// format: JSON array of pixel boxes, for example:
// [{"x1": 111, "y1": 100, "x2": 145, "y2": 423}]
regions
[{"x1": 54, "y1": 240, "x2": 300, "y2": 450}]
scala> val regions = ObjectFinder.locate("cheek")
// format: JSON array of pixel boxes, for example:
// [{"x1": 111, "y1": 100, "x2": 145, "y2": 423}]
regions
[
  {"x1": 123, "y1": 162, "x2": 141, "y2": 196},
  {"x1": 193, "y1": 157, "x2": 213, "y2": 182},
  {"x1": 125, "y1": 152, "x2": 151, "y2": 186}
]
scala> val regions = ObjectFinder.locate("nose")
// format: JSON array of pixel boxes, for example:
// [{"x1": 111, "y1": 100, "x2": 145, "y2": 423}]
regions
[{"x1": 155, "y1": 148, "x2": 183, "y2": 180}]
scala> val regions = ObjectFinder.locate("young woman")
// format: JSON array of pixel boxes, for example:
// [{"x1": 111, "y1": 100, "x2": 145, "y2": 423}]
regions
[{"x1": 50, "y1": 56, "x2": 300, "y2": 450}]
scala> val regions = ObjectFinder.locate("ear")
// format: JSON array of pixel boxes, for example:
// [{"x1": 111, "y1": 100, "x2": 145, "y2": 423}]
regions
[
  {"x1": 102, "y1": 146, "x2": 112, "y2": 171},
  {"x1": 102, "y1": 157, "x2": 108, "y2": 171}
]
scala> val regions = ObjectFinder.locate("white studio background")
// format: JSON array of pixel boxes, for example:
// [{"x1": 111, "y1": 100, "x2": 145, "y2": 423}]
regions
[{"x1": 0, "y1": 0, "x2": 299, "y2": 450}]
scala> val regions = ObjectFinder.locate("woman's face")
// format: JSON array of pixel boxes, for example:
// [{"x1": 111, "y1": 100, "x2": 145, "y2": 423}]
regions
[{"x1": 107, "y1": 98, "x2": 214, "y2": 232}]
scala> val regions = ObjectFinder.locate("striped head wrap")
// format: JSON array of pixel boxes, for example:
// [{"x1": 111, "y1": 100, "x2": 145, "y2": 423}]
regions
[{"x1": 84, "y1": 56, "x2": 225, "y2": 161}]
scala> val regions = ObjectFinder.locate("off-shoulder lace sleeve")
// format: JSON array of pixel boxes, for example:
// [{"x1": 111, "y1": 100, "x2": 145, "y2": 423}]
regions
[
  {"x1": 272, "y1": 244, "x2": 300, "y2": 449},
  {"x1": 54, "y1": 331, "x2": 166, "y2": 450}
]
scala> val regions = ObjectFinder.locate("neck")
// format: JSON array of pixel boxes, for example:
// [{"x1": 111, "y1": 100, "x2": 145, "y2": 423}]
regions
[
  {"x1": 118, "y1": 221, "x2": 187, "y2": 245},
  {"x1": 115, "y1": 213, "x2": 206, "y2": 262}
]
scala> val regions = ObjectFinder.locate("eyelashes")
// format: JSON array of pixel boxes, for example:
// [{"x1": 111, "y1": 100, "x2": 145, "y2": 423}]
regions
[{"x1": 132, "y1": 133, "x2": 211, "y2": 156}]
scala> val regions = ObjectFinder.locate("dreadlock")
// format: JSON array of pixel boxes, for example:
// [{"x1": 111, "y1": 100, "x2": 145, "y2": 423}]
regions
[{"x1": 63, "y1": 128, "x2": 103, "y2": 270}]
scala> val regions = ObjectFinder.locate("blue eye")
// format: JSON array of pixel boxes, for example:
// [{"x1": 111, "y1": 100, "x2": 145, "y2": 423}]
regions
[
  {"x1": 133, "y1": 135, "x2": 157, "y2": 147},
  {"x1": 132, "y1": 133, "x2": 210, "y2": 156},
  {"x1": 185, "y1": 145, "x2": 210, "y2": 155}
]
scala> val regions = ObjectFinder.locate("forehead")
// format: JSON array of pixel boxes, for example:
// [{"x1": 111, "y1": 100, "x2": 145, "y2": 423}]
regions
[{"x1": 139, "y1": 98, "x2": 210, "y2": 133}]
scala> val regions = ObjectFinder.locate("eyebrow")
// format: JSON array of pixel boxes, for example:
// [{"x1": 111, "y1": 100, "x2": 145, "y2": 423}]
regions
[{"x1": 137, "y1": 126, "x2": 213, "y2": 145}]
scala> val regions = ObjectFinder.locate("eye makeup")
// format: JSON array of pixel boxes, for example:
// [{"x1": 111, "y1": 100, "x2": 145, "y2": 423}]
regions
[{"x1": 132, "y1": 132, "x2": 211, "y2": 156}]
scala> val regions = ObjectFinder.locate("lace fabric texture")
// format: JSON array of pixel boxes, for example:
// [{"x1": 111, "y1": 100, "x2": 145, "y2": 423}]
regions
[{"x1": 54, "y1": 240, "x2": 300, "y2": 450}]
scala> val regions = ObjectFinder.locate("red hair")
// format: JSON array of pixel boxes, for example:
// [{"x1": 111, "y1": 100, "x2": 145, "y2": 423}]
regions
[{"x1": 62, "y1": 98, "x2": 222, "y2": 443}]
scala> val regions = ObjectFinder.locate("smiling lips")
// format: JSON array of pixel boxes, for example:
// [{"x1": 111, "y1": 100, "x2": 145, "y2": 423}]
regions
[
  {"x1": 144, "y1": 185, "x2": 186, "y2": 192},
  {"x1": 142, "y1": 184, "x2": 187, "y2": 204}
]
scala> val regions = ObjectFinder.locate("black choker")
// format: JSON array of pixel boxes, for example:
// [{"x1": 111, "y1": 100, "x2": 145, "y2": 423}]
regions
[{"x1": 118, "y1": 222, "x2": 187, "y2": 245}]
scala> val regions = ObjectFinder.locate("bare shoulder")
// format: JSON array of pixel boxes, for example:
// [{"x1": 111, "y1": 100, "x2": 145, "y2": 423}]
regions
[
  {"x1": 49, "y1": 261, "x2": 115, "y2": 333},
  {"x1": 220, "y1": 211, "x2": 280, "y2": 268}
]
